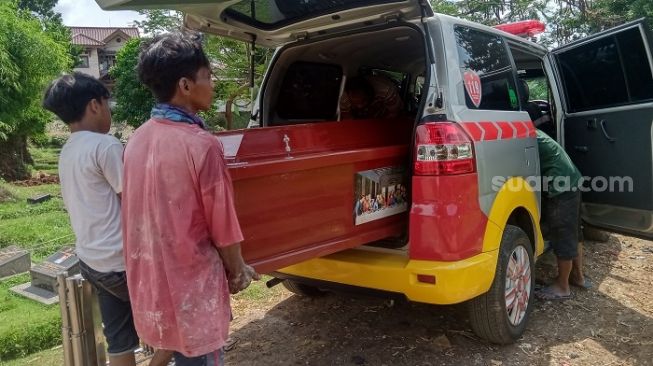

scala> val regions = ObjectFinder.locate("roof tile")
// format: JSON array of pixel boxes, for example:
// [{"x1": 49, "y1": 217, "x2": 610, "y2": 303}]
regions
[{"x1": 69, "y1": 27, "x2": 139, "y2": 46}]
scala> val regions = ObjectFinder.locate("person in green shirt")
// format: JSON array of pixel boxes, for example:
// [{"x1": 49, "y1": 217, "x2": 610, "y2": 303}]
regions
[{"x1": 535, "y1": 129, "x2": 590, "y2": 300}]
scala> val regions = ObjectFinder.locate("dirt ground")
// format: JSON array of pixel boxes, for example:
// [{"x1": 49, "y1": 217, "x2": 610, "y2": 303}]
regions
[
  {"x1": 12, "y1": 173, "x2": 59, "y2": 187},
  {"x1": 228, "y1": 234, "x2": 653, "y2": 366}
]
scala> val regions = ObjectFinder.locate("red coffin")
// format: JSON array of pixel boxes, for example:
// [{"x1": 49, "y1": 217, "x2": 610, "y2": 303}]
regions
[{"x1": 215, "y1": 118, "x2": 413, "y2": 273}]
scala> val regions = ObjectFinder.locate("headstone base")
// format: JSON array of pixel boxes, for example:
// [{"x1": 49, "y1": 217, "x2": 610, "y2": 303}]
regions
[{"x1": 10, "y1": 282, "x2": 59, "y2": 305}]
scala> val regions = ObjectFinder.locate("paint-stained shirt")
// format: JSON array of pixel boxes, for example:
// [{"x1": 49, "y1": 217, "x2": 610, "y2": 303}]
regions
[{"x1": 122, "y1": 119, "x2": 244, "y2": 357}]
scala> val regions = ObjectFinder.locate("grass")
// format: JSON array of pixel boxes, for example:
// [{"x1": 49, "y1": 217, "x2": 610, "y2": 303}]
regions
[
  {"x1": 28, "y1": 148, "x2": 60, "y2": 176},
  {"x1": 233, "y1": 275, "x2": 279, "y2": 301},
  {"x1": 0, "y1": 275, "x2": 61, "y2": 362},
  {"x1": 0, "y1": 347, "x2": 62, "y2": 366},
  {"x1": 0, "y1": 146, "x2": 69, "y2": 363},
  {"x1": 0, "y1": 182, "x2": 73, "y2": 262}
]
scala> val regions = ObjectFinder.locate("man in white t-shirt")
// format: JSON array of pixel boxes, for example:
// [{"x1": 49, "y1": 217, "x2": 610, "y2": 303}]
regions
[{"x1": 43, "y1": 73, "x2": 171, "y2": 366}]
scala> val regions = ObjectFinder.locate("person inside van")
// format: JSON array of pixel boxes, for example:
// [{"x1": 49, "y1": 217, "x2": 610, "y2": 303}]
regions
[
  {"x1": 340, "y1": 74, "x2": 404, "y2": 119},
  {"x1": 535, "y1": 129, "x2": 590, "y2": 301},
  {"x1": 519, "y1": 79, "x2": 555, "y2": 137}
]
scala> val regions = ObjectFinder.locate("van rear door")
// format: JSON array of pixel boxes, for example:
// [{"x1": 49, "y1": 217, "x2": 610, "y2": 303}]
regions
[
  {"x1": 95, "y1": 0, "x2": 431, "y2": 47},
  {"x1": 550, "y1": 20, "x2": 653, "y2": 238}
]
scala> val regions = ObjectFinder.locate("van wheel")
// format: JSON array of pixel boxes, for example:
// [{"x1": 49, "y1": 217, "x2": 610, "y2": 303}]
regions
[
  {"x1": 282, "y1": 280, "x2": 326, "y2": 297},
  {"x1": 468, "y1": 225, "x2": 534, "y2": 344}
]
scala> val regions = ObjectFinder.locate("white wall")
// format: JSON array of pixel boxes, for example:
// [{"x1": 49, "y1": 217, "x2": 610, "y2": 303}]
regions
[
  {"x1": 73, "y1": 48, "x2": 100, "y2": 79},
  {"x1": 104, "y1": 34, "x2": 128, "y2": 52}
]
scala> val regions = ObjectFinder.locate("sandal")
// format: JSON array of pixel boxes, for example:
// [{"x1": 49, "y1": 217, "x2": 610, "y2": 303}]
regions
[
  {"x1": 569, "y1": 277, "x2": 593, "y2": 290},
  {"x1": 535, "y1": 286, "x2": 573, "y2": 301},
  {"x1": 224, "y1": 337, "x2": 238, "y2": 352}
]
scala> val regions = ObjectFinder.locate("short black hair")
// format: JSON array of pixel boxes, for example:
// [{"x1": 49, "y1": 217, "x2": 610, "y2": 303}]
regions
[
  {"x1": 345, "y1": 76, "x2": 374, "y2": 101},
  {"x1": 42, "y1": 72, "x2": 110, "y2": 124},
  {"x1": 137, "y1": 33, "x2": 211, "y2": 102}
]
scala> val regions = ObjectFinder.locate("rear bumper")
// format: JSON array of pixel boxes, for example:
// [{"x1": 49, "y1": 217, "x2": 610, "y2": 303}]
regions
[{"x1": 276, "y1": 247, "x2": 499, "y2": 305}]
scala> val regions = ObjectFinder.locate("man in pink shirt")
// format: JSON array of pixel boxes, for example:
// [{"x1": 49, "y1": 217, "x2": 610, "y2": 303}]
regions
[{"x1": 122, "y1": 33, "x2": 259, "y2": 366}]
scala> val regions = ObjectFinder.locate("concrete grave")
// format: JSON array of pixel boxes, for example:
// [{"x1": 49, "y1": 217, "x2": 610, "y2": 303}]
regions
[
  {"x1": 27, "y1": 194, "x2": 52, "y2": 204},
  {"x1": 0, "y1": 245, "x2": 31, "y2": 279},
  {"x1": 11, "y1": 247, "x2": 79, "y2": 305},
  {"x1": 31, "y1": 247, "x2": 79, "y2": 292}
]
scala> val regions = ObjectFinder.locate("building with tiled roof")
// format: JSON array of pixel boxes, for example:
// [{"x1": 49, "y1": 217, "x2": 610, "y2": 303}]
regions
[{"x1": 69, "y1": 27, "x2": 140, "y2": 88}]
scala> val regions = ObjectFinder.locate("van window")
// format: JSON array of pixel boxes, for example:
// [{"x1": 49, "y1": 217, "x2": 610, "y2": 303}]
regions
[
  {"x1": 274, "y1": 61, "x2": 343, "y2": 124},
  {"x1": 617, "y1": 28, "x2": 653, "y2": 103},
  {"x1": 556, "y1": 27, "x2": 653, "y2": 113},
  {"x1": 226, "y1": 0, "x2": 405, "y2": 30},
  {"x1": 454, "y1": 26, "x2": 519, "y2": 111}
]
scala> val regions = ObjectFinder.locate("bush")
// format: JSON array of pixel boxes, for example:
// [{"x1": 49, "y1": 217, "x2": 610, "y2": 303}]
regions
[
  {"x1": 49, "y1": 135, "x2": 67, "y2": 148},
  {"x1": 29, "y1": 134, "x2": 66, "y2": 149},
  {"x1": 203, "y1": 113, "x2": 227, "y2": 132},
  {"x1": 29, "y1": 134, "x2": 50, "y2": 148},
  {"x1": 0, "y1": 275, "x2": 62, "y2": 361},
  {"x1": 0, "y1": 185, "x2": 15, "y2": 203},
  {"x1": 0, "y1": 319, "x2": 61, "y2": 360}
]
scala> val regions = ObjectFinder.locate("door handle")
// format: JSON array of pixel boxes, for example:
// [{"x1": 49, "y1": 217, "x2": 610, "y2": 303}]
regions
[
  {"x1": 600, "y1": 120, "x2": 616, "y2": 143},
  {"x1": 574, "y1": 146, "x2": 589, "y2": 152}
]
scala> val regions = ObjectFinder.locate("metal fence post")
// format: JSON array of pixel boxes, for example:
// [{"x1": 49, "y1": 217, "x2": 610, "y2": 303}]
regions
[
  {"x1": 57, "y1": 272, "x2": 74, "y2": 366},
  {"x1": 66, "y1": 277, "x2": 86, "y2": 365}
]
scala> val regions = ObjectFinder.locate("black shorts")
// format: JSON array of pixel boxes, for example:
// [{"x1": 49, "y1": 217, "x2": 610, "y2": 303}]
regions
[
  {"x1": 542, "y1": 191, "x2": 582, "y2": 260},
  {"x1": 79, "y1": 261, "x2": 139, "y2": 356}
]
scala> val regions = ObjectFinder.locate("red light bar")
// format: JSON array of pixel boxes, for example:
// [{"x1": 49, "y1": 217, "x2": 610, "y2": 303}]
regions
[{"x1": 494, "y1": 20, "x2": 546, "y2": 37}]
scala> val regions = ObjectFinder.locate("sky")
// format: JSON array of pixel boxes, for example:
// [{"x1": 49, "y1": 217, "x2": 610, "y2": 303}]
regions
[{"x1": 55, "y1": 0, "x2": 146, "y2": 27}]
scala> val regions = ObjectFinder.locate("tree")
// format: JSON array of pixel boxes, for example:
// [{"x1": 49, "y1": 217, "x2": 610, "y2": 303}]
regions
[
  {"x1": 133, "y1": 9, "x2": 182, "y2": 35},
  {"x1": 110, "y1": 38, "x2": 155, "y2": 127},
  {"x1": 17, "y1": 0, "x2": 58, "y2": 18},
  {"x1": 112, "y1": 9, "x2": 271, "y2": 130},
  {"x1": 431, "y1": 0, "x2": 549, "y2": 25},
  {"x1": 111, "y1": 10, "x2": 183, "y2": 127},
  {"x1": 0, "y1": 2, "x2": 71, "y2": 180},
  {"x1": 430, "y1": 0, "x2": 651, "y2": 47},
  {"x1": 19, "y1": 0, "x2": 80, "y2": 66},
  {"x1": 204, "y1": 36, "x2": 271, "y2": 130},
  {"x1": 588, "y1": 0, "x2": 653, "y2": 31}
]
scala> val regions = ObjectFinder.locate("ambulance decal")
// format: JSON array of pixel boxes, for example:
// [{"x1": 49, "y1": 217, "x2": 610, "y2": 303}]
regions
[{"x1": 463, "y1": 69, "x2": 482, "y2": 108}]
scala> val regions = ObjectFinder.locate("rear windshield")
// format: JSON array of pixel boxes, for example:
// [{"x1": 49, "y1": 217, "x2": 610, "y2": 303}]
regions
[{"x1": 225, "y1": 0, "x2": 406, "y2": 30}]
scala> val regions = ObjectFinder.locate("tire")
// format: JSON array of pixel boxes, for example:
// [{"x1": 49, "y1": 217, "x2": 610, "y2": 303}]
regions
[
  {"x1": 468, "y1": 225, "x2": 535, "y2": 344},
  {"x1": 282, "y1": 279, "x2": 326, "y2": 297}
]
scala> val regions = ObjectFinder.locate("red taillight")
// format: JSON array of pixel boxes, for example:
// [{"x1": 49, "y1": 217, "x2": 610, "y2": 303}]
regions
[{"x1": 414, "y1": 122, "x2": 475, "y2": 176}]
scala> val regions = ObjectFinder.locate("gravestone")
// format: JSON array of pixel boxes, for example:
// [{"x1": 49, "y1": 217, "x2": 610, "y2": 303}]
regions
[
  {"x1": 27, "y1": 194, "x2": 52, "y2": 204},
  {"x1": 0, "y1": 245, "x2": 31, "y2": 279},
  {"x1": 10, "y1": 247, "x2": 79, "y2": 305},
  {"x1": 31, "y1": 247, "x2": 79, "y2": 293}
]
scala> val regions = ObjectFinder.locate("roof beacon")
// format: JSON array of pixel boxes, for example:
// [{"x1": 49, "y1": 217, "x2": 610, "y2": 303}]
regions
[{"x1": 494, "y1": 20, "x2": 546, "y2": 39}]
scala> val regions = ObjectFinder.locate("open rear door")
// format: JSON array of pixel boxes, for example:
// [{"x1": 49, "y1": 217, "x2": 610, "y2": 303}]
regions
[
  {"x1": 95, "y1": 0, "x2": 431, "y2": 47},
  {"x1": 550, "y1": 20, "x2": 653, "y2": 238}
]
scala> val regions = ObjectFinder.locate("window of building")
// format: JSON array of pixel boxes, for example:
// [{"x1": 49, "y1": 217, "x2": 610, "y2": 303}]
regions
[
  {"x1": 454, "y1": 26, "x2": 519, "y2": 111},
  {"x1": 78, "y1": 55, "x2": 89, "y2": 68}
]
